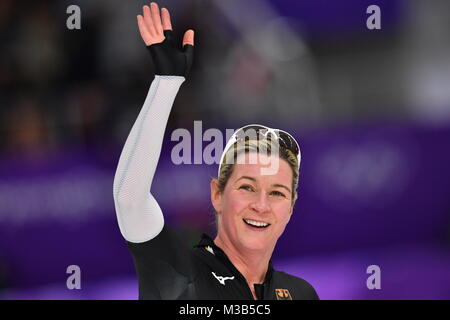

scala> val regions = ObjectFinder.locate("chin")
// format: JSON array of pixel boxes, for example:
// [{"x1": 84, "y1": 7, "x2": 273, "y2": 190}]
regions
[{"x1": 239, "y1": 234, "x2": 271, "y2": 251}]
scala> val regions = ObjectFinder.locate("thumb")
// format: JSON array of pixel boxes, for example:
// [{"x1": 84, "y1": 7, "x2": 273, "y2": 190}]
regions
[{"x1": 182, "y1": 29, "x2": 195, "y2": 47}]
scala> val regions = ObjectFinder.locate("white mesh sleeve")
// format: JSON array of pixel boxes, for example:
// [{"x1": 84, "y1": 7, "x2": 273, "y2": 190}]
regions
[{"x1": 113, "y1": 75, "x2": 185, "y2": 243}]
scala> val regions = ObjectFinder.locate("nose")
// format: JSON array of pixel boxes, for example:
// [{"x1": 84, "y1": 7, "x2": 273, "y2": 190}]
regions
[{"x1": 249, "y1": 191, "x2": 270, "y2": 214}]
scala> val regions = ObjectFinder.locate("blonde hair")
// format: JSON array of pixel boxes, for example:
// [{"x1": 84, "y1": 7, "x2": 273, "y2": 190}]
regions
[{"x1": 213, "y1": 138, "x2": 300, "y2": 227}]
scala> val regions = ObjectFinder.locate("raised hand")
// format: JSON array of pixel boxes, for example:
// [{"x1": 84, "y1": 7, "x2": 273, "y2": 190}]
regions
[{"x1": 137, "y1": 2, "x2": 194, "y2": 77}]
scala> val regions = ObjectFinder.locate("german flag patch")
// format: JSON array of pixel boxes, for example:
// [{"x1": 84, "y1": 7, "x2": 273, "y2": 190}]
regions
[{"x1": 275, "y1": 288, "x2": 292, "y2": 300}]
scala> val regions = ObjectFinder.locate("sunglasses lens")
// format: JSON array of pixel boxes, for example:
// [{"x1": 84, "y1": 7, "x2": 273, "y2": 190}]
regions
[
  {"x1": 230, "y1": 125, "x2": 300, "y2": 163},
  {"x1": 278, "y1": 131, "x2": 299, "y2": 155},
  {"x1": 235, "y1": 125, "x2": 266, "y2": 141}
]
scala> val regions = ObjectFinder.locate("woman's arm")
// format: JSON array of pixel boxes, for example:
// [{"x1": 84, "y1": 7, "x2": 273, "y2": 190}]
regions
[{"x1": 113, "y1": 3, "x2": 194, "y2": 243}]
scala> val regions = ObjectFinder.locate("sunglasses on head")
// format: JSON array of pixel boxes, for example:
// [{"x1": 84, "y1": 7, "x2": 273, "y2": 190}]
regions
[{"x1": 218, "y1": 124, "x2": 301, "y2": 176}]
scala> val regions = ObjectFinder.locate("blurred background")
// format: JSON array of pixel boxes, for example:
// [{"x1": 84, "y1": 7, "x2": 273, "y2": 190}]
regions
[{"x1": 1, "y1": 0, "x2": 450, "y2": 299}]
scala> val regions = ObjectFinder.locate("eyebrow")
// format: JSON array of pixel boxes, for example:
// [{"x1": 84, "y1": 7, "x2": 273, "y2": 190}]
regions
[{"x1": 235, "y1": 176, "x2": 292, "y2": 193}]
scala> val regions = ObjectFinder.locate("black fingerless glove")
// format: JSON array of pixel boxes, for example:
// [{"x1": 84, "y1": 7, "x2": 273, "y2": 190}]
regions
[{"x1": 146, "y1": 30, "x2": 194, "y2": 78}]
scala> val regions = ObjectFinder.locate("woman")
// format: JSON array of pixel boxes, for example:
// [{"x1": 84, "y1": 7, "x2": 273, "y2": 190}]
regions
[{"x1": 113, "y1": 2, "x2": 318, "y2": 300}]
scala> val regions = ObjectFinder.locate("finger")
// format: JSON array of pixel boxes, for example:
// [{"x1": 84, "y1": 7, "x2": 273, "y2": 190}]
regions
[
  {"x1": 143, "y1": 5, "x2": 156, "y2": 36},
  {"x1": 183, "y1": 29, "x2": 195, "y2": 46},
  {"x1": 137, "y1": 15, "x2": 152, "y2": 45},
  {"x1": 150, "y1": 2, "x2": 163, "y2": 35},
  {"x1": 161, "y1": 7, "x2": 172, "y2": 31}
]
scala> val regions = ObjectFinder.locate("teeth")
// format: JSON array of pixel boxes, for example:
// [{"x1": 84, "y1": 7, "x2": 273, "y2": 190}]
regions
[{"x1": 244, "y1": 219, "x2": 269, "y2": 227}]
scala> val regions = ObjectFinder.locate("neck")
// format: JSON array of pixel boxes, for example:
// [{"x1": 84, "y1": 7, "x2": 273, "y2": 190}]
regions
[{"x1": 214, "y1": 233, "x2": 274, "y2": 287}]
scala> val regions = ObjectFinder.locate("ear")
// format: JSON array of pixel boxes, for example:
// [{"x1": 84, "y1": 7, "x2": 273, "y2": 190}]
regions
[{"x1": 210, "y1": 178, "x2": 223, "y2": 214}]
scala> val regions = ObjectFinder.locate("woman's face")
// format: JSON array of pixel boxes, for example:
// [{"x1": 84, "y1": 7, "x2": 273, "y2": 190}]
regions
[{"x1": 211, "y1": 152, "x2": 295, "y2": 253}]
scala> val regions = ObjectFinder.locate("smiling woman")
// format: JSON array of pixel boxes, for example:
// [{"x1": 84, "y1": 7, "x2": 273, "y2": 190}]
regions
[
  {"x1": 113, "y1": 2, "x2": 318, "y2": 300},
  {"x1": 211, "y1": 148, "x2": 299, "y2": 299}
]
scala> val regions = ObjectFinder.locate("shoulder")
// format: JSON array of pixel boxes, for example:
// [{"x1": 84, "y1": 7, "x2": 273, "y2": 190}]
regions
[
  {"x1": 272, "y1": 270, "x2": 319, "y2": 300},
  {"x1": 125, "y1": 225, "x2": 192, "y2": 272}
]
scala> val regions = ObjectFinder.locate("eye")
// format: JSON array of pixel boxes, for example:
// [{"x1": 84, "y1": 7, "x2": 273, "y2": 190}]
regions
[
  {"x1": 271, "y1": 190, "x2": 286, "y2": 197},
  {"x1": 239, "y1": 185, "x2": 254, "y2": 192}
]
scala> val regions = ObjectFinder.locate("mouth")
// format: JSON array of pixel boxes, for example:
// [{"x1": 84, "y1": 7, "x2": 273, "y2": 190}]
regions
[{"x1": 243, "y1": 218, "x2": 271, "y2": 229}]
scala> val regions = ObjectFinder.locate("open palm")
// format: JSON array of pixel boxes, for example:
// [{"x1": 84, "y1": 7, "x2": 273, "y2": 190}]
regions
[{"x1": 137, "y1": 2, "x2": 194, "y2": 47}]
